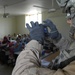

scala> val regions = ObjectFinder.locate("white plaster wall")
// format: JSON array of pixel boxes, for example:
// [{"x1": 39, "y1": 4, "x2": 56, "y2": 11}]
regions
[
  {"x1": 16, "y1": 10, "x2": 70, "y2": 39},
  {"x1": 16, "y1": 15, "x2": 29, "y2": 34},
  {"x1": 0, "y1": 17, "x2": 17, "y2": 39}
]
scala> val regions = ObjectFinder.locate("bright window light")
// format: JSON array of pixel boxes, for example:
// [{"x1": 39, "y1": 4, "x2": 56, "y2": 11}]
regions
[{"x1": 25, "y1": 13, "x2": 42, "y2": 28}]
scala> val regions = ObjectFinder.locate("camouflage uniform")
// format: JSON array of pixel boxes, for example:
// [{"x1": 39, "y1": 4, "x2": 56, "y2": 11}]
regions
[{"x1": 12, "y1": 40, "x2": 75, "y2": 75}]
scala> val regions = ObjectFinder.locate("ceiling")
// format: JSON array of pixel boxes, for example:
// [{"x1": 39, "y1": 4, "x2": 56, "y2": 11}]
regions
[{"x1": 0, "y1": 0, "x2": 60, "y2": 16}]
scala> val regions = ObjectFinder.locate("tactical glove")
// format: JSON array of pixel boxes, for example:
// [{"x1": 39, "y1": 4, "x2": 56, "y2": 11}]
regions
[
  {"x1": 26, "y1": 21, "x2": 44, "y2": 44},
  {"x1": 43, "y1": 19, "x2": 61, "y2": 42}
]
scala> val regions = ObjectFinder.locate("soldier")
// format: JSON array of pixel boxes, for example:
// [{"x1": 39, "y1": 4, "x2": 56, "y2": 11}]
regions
[{"x1": 12, "y1": 0, "x2": 75, "y2": 75}]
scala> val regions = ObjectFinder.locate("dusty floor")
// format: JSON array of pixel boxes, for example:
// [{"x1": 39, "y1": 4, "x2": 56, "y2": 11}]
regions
[{"x1": 0, "y1": 64, "x2": 13, "y2": 75}]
